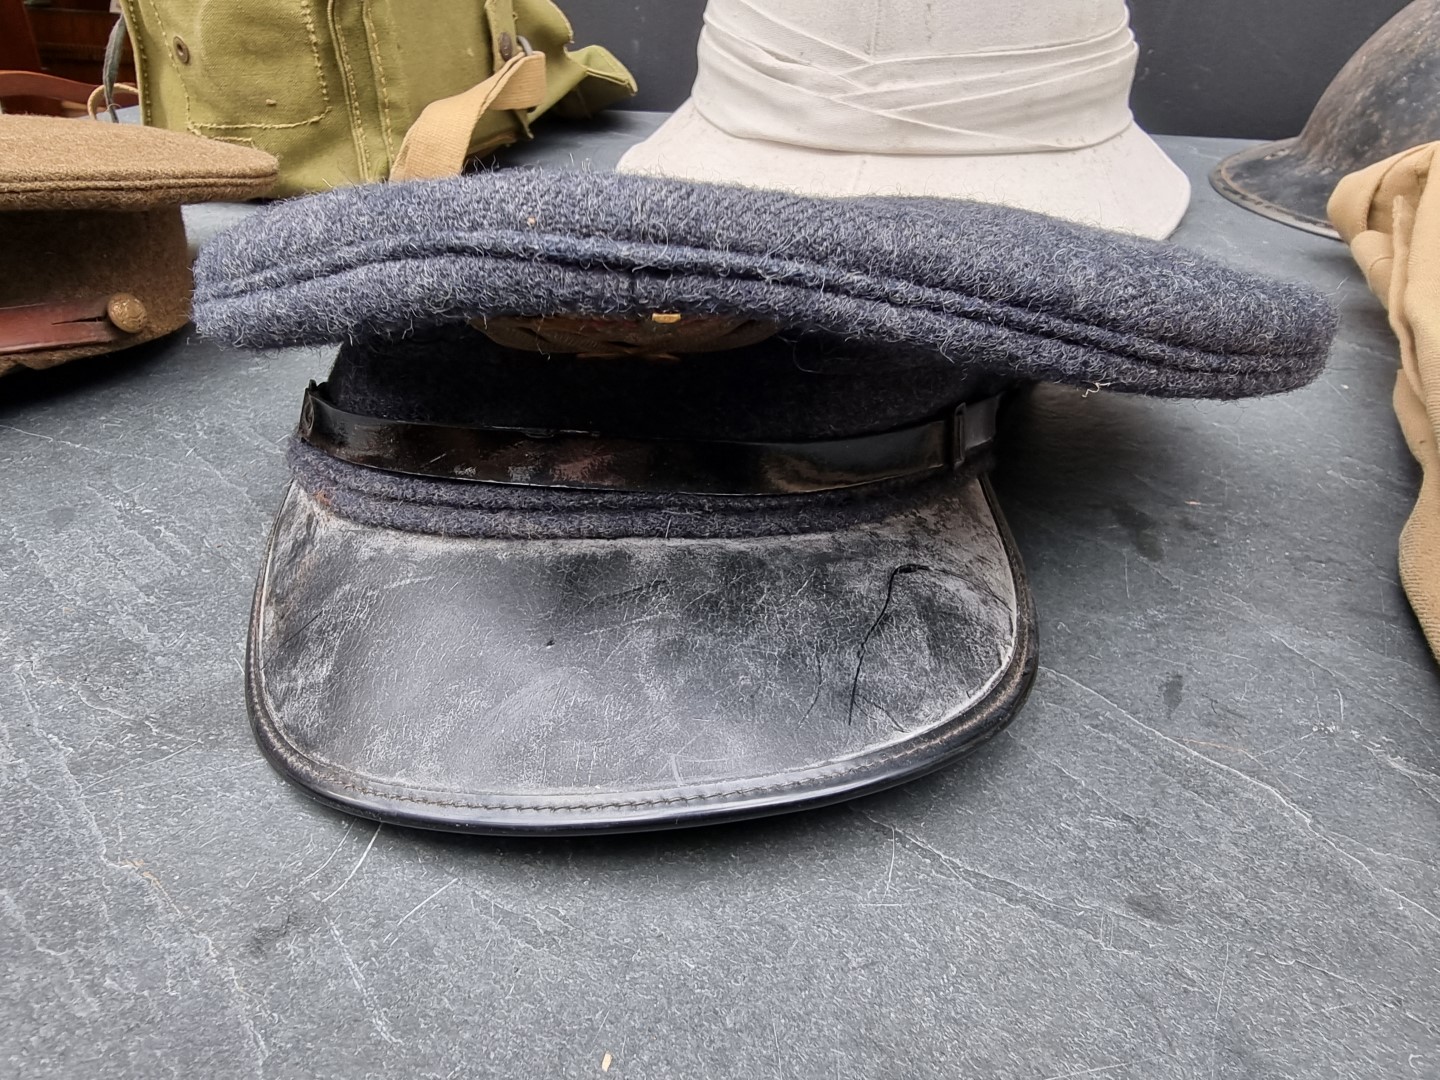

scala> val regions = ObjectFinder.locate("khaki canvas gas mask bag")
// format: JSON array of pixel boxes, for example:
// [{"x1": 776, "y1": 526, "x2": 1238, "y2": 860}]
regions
[{"x1": 114, "y1": 0, "x2": 636, "y2": 197}]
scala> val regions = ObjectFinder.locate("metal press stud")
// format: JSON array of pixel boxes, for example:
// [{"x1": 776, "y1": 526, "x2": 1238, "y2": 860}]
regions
[{"x1": 106, "y1": 294, "x2": 148, "y2": 335}]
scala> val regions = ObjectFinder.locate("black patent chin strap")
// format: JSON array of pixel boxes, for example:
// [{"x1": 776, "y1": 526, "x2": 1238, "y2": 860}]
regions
[{"x1": 296, "y1": 382, "x2": 1000, "y2": 498}]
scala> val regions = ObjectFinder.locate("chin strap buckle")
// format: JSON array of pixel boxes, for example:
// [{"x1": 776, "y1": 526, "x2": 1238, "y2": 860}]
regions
[{"x1": 952, "y1": 395, "x2": 1000, "y2": 469}]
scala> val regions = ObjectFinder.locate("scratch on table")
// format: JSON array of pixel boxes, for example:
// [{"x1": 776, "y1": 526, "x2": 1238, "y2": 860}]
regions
[
  {"x1": 385, "y1": 878, "x2": 459, "y2": 948},
  {"x1": 1047, "y1": 666, "x2": 1440, "y2": 931},
  {"x1": 327, "y1": 917, "x2": 403, "y2": 1046},
  {"x1": 1039, "y1": 1063, "x2": 1141, "y2": 1080},
  {"x1": 319, "y1": 822, "x2": 381, "y2": 902},
  {"x1": 297, "y1": 820, "x2": 355, "y2": 885},
  {"x1": 1214, "y1": 942, "x2": 1232, "y2": 1019}
]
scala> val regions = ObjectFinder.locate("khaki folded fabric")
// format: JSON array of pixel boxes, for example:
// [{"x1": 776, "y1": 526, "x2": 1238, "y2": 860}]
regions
[{"x1": 1331, "y1": 144, "x2": 1440, "y2": 660}]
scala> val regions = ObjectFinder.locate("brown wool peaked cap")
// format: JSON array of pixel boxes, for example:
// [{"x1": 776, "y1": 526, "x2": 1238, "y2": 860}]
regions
[{"x1": 0, "y1": 115, "x2": 277, "y2": 376}]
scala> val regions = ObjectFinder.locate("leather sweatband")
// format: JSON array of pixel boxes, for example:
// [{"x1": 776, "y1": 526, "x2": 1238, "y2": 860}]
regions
[{"x1": 297, "y1": 381, "x2": 1001, "y2": 497}]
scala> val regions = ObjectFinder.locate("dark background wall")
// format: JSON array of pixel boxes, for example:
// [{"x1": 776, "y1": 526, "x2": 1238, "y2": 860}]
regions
[{"x1": 561, "y1": 0, "x2": 1413, "y2": 139}]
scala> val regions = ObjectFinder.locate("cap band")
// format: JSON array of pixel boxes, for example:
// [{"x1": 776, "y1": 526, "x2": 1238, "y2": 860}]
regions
[
  {"x1": 694, "y1": 0, "x2": 1138, "y2": 155},
  {"x1": 298, "y1": 382, "x2": 1000, "y2": 497}
]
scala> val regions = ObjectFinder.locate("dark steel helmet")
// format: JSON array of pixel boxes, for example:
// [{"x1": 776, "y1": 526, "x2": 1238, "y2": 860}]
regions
[{"x1": 1212, "y1": 0, "x2": 1440, "y2": 238}]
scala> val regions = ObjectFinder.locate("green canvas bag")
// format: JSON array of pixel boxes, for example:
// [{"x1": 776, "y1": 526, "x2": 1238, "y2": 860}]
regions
[{"x1": 114, "y1": 0, "x2": 636, "y2": 197}]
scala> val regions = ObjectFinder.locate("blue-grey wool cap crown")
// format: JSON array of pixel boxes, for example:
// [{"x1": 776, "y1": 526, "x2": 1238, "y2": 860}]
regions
[{"x1": 193, "y1": 169, "x2": 1337, "y2": 401}]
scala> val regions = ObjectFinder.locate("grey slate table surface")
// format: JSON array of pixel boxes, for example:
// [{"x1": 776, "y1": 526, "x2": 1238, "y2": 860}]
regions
[{"x1": 3, "y1": 116, "x2": 1437, "y2": 1080}]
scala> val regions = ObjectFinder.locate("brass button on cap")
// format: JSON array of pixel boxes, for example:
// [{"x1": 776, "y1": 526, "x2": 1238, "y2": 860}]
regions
[
  {"x1": 106, "y1": 294, "x2": 149, "y2": 335},
  {"x1": 173, "y1": 36, "x2": 191, "y2": 64}
]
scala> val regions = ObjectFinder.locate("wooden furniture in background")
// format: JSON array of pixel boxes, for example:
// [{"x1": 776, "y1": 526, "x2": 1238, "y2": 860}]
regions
[
  {"x1": 1, "y1": 0, "x2": 61, "y2": 114},
  {"x1": 1, "y1": 0, "x2": 46, "y2": 71},
  {"x1": 1, "y1": 0, "x2": 135, "y2": 115},
  {"x1": 22, "y1": 0, "x2": 134, "y2": 85}
]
